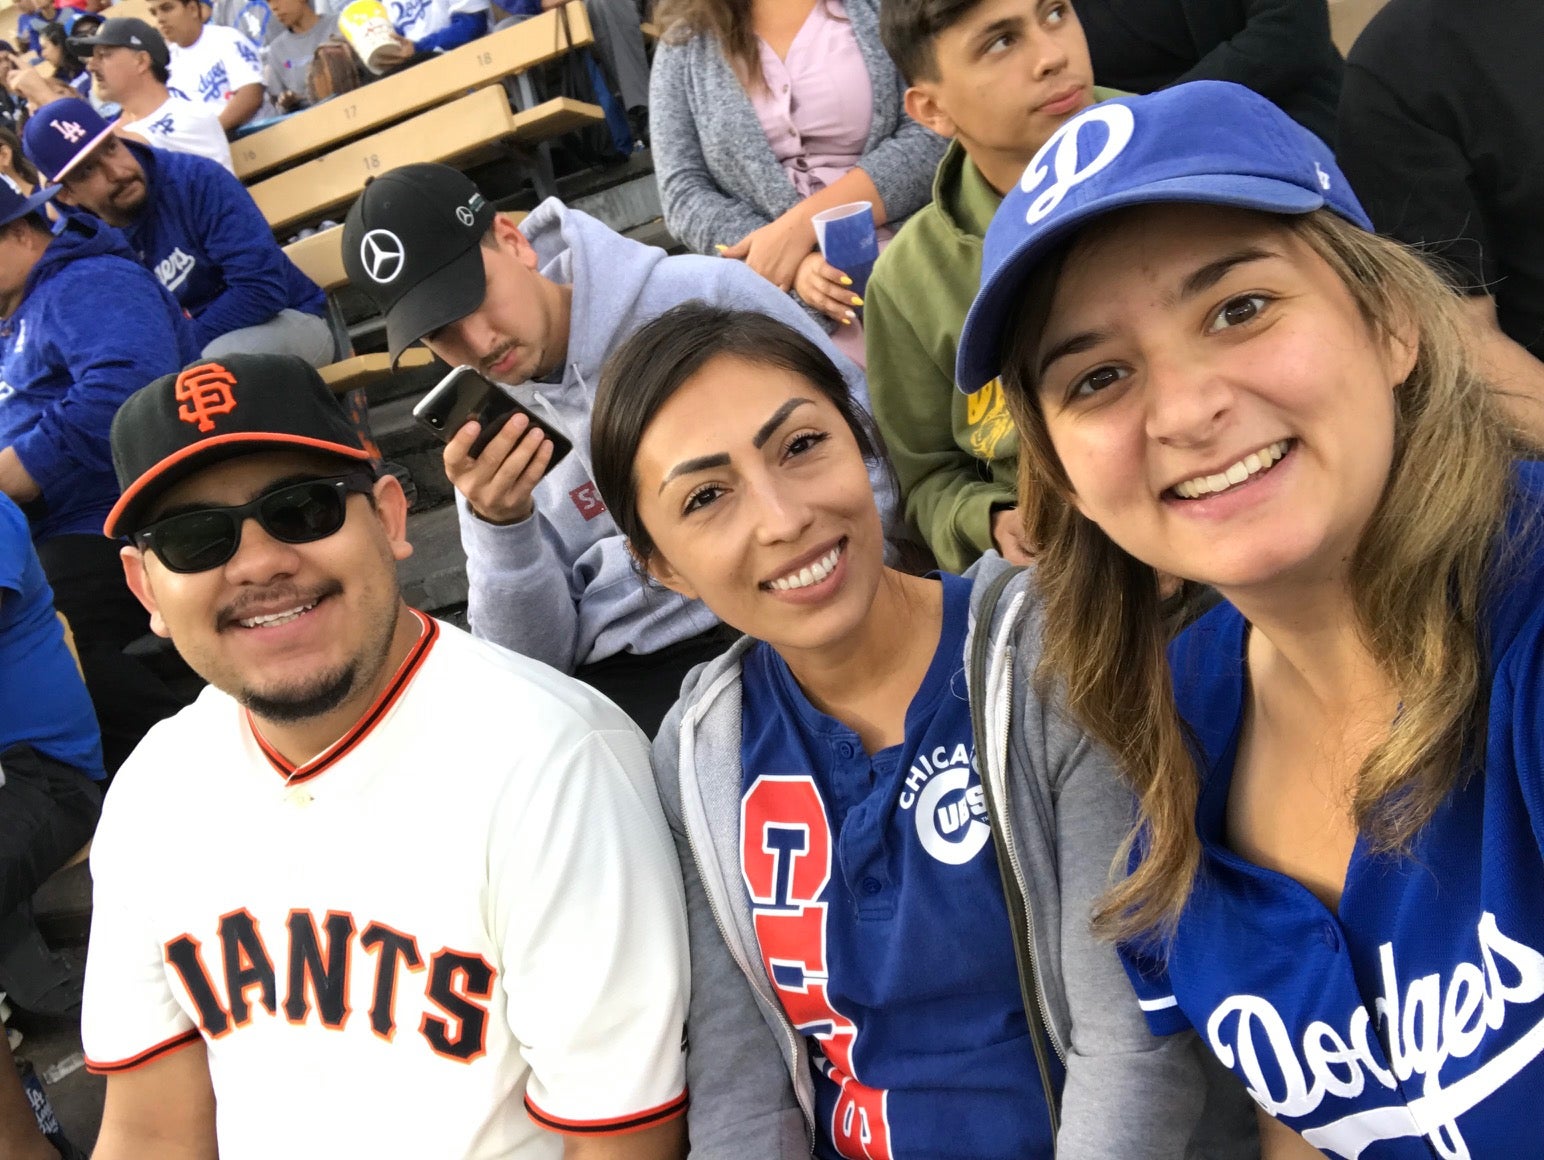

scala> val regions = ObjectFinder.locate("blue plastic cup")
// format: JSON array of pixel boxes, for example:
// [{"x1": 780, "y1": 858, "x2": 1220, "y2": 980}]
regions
[{"x1": 812, "y1": 201, "x2": 879, "y2": 296}]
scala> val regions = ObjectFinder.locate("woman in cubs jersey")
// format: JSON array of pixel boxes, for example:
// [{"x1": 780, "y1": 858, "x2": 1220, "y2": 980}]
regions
[
  {"x1": 957, "y1": 80, "x2": 1544, "y2": 1158},
  {"x1": 586, "y1": 304, "x2": 1247, "y2": 1159}
]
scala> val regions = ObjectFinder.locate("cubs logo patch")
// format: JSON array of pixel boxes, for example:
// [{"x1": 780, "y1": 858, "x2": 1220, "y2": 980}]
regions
[{"x1": 897, "y1": 743, "x2": 990, "y2": 866}]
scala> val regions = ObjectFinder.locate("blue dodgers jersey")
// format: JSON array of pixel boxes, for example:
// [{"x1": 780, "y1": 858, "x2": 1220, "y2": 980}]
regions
[
  {"x1": 739, "y1": 573, "x2": 1056, "y2": 1160},
  {"x1": 1121, "y1": 463, "x2": 1544, "y2": 1159},
  {"x1": 0, "y1": 496, "x2": 102, "y2": 779}
]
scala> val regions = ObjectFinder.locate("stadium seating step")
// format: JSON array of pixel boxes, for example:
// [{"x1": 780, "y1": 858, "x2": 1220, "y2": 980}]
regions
[{"x1": 400, "y1": 503, "x2": 469, "y2": 618}]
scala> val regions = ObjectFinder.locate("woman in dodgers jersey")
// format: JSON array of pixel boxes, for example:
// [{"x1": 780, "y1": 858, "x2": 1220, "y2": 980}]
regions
[
  {"x1": 955, "y1": 80, "x2": 1544, "y2": 1158},
  {"x1": 587, "y1": 303, "x2": 1251, "y2": 1160}
]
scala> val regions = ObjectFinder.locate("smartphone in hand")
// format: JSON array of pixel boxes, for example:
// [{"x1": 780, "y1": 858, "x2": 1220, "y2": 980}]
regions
[{"x1": 412, "y1": 365, "x2": 574, "y2": 467}]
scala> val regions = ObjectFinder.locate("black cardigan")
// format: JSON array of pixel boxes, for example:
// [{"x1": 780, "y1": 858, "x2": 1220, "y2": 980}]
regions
[{"x1": 1078, "y1": 0, "x2": 1344, "y2": 145}]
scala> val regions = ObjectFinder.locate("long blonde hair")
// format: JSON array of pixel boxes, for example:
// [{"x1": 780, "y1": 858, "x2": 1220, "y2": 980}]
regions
[{"x1": 1001, "y1": 209, "x2": 1521, "y2": 945}]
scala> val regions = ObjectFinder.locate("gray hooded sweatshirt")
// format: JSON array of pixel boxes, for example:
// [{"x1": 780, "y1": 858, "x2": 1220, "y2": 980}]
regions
[
  {"x1": 651, "y1": 556, "x2": 1258, "y2": 1158},
  {"x1": 458, "y1": 198, "x2": 893, "y2": 672}
]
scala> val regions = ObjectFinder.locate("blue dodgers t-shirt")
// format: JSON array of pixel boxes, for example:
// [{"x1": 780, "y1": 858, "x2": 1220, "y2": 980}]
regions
[
  {"x1": 0, "y1": 496, "x2": 103, "y2": 779},
  {"x1": 739, "y1": 572, "x2": 1056, "y2": 1160},
  {"x1": 1121, "y1": 462, "x2": 1544, "y2": 1159}
]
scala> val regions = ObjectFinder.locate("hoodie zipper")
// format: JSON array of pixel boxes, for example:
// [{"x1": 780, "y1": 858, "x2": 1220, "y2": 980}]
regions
[
  {"x1": 983, "y1": 647, "x2": 1064, "y2": 1135},
  {"x1": 995, "y1": 647, "x2": 1066, "y2": 1068},
  {"x1": 678, "y1": 707, "x2": 819, "y2": 1152},
  {"x1": 969, "y1": 576, "x2": 1065, "y2": 1147}
]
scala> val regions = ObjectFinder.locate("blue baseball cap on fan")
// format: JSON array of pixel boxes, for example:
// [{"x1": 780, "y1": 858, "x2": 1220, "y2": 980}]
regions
[
  {"x1": 0, "y1": 173, "x2": 57, "y2": 227},
  {"x1": 22, "y1": 97, "x2": 115, "y2": 185},
  {"x1": 954, "y1": 80, "x2": 1372, "y2": 394}
]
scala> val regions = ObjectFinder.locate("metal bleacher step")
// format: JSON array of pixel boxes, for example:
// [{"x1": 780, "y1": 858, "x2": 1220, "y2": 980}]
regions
[
  {"x1": 400, "y1": 503, "x2": 469, "y2": 619},
  {"x1": 32, "y1": 863, "x2": 92, "y2": 950}
]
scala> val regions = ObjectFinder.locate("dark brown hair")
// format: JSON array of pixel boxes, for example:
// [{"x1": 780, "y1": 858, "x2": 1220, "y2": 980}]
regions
[
  {"x1": 879, "y1": 0, "x2": 988, "y2": 83},
  {"x1": 654, "y1": 0, "x2": 846, "y2": 89},
  {"x1": 38, "y1": 22, "x2": 85, "y2": 81},
  {"x1": 0, "y1": 127, "x2": 38, "y2": 190},
  {"x1": 592, "y1": 302, "x2": 880, "y2": 561}
]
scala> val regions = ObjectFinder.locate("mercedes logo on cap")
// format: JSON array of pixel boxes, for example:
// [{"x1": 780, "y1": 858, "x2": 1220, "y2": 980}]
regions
[
  {"x1": 456, "y1": 206, "x2": 475, "y2": 227},
  {"x1": 359, "y1": 229, "x2": 405, "y2": 284}
]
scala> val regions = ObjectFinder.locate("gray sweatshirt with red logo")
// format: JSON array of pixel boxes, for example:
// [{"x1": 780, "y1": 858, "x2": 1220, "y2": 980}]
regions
[{"x1": 457, "y1": 198, "x2": 892, "y2": 673}]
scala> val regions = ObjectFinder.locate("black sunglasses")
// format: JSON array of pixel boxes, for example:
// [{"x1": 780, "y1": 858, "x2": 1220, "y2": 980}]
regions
[{"x1": 132, "y1": 472, "x2": 378, "y2": 574}]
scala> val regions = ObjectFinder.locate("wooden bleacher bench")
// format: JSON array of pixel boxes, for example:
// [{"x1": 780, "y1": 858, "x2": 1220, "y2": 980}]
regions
[
  {"x1": 232, "y1": 2, "x2": 595, "y2": 183},
  {"x1": 319, "y1": 349, "x2": 435, "y2": 394},
  {"x1": 251, "y1": 84, "x2": 600, "y2": 234},
  {"x1": 285, "y1": 223, "x2": 351, "y2": 293}
]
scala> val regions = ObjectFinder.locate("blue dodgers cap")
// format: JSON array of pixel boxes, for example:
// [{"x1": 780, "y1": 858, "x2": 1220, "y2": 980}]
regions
[
  {"x1": 22, "y1": 97, "x2": 116, "y2": 184},
  {"x1": 0, "y1": 174, "x2": 58, "y2": 228},
  {"x1": 955, "y1": 80, "x2": 1373, "y2": 394}
]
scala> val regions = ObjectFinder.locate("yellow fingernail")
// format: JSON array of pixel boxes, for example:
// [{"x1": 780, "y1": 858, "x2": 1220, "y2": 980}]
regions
[
  {"x1": 714, "y1": 244, "x2": 727, "y2": 253},
  {"x1": 841, "y1": 317, "x2": 853, "y2": 326},
  {"x1": 839, "y1": 275, "x2": 852, "y2": 286},
  {"x1": 850, "y1": 295, "x2": 864, "y2": 307}
]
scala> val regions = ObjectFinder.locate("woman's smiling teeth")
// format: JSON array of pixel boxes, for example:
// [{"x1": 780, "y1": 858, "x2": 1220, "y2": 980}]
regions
[
  {"x1": 238, "y1": 602, "x2": 317, "y2": 629},
  {"x1": 767, "y1": 544, "x2": 843, "y2": 591},
  {"x1": 1171, "y1": 439, "x2": 1292, "y2": 500}
]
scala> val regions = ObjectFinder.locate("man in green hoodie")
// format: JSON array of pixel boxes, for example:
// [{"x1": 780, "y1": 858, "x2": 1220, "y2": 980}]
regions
[{"x1": 868, "y1": 0, "x2": 1119, "y2": 571}]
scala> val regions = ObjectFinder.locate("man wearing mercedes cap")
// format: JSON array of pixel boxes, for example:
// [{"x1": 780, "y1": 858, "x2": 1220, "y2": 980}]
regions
[{"x1": 342, "y1": 163, "x2": 895, "y2": 734}]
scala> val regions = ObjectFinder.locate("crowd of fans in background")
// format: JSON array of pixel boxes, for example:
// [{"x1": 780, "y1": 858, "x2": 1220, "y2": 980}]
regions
[{"x1": 0, "y1": 0, "x2": 1541, "y2": 1156}]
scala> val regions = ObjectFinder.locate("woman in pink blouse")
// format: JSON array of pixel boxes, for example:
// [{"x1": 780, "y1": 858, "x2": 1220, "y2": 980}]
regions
[{"x1": 649, "y1": 0, "x2": 946, "y2": 364}]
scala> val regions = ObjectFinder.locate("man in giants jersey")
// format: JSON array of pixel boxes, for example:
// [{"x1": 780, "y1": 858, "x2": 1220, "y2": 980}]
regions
[{"x1": 84, "y1": 353, "x2": 691, "y2": 1160}]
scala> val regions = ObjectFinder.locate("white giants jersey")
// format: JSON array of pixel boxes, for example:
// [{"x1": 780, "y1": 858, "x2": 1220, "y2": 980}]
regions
[{"x1": 82, "y1": 613, "x2": 690, "y2": 1158}]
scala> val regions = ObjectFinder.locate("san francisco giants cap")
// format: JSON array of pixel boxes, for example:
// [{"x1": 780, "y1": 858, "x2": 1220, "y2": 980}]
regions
[
  {"x1": 342, "y1": 163, "x2": 497, "y2": 365},
  {"x1": 955, "y1": 81, "x2": 1372, "y2": 393},
  {"x1": 105, "y1": 354, "x2": 374, "y2": 538}
]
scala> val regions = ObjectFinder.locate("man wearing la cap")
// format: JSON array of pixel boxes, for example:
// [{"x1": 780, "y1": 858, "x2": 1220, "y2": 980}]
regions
[
  {"x1": 70, "y1": 17, "x2": 233, "y2": 172},
  {"x1": 341, "y1": 163, "x2": 895, "y2": 733},
  {"x1": 24, "y1": 97, "x2": 330, "y2": 364},
  {"x1": 85, "y1": 352, "x2": 691, "y2": 1159},
  {"x1": 0, "y1": 160, "x2": 196, "y2": 773}
]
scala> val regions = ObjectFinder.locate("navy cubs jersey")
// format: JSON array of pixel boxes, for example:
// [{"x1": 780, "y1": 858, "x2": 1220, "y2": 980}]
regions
[
  {"x1": 740, "y1": 573, "x2": 1055, "y2": 1160},
  {"x1": 1121, "y1": 463, "x2": 1544, "y2": 1159}
]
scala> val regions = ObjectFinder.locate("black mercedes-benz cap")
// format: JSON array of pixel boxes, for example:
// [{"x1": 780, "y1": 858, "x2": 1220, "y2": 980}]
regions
[
  {"x1": 68, "y1": 17, "x2": 170, "y2": 69},
  {"x1": 341, "y1": 163, "x2": 498, "y2": 365},
  {"x1": 105, "y1": 354, "x2": 375, "y2": 538}
]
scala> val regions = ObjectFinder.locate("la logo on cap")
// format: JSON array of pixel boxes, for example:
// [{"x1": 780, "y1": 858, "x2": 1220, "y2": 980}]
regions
[
  {"x1": 50, "y1": 118, "x2": 88, "y2": 144},
  {"x1": 176, "y1": 362, "x2": 238, "y2": 433}
]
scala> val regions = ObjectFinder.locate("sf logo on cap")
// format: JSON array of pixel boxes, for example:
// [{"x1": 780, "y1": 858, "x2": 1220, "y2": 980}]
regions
[
  {"x1": 176, "y1": 363, "x2": 238, "y2": 433},
  {"x1": 1020, "y1": 104, "x2": 1135, "y2": 226},
  {"x1": 359, "y1": 229, "x2": 406, "y2": 284}
]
